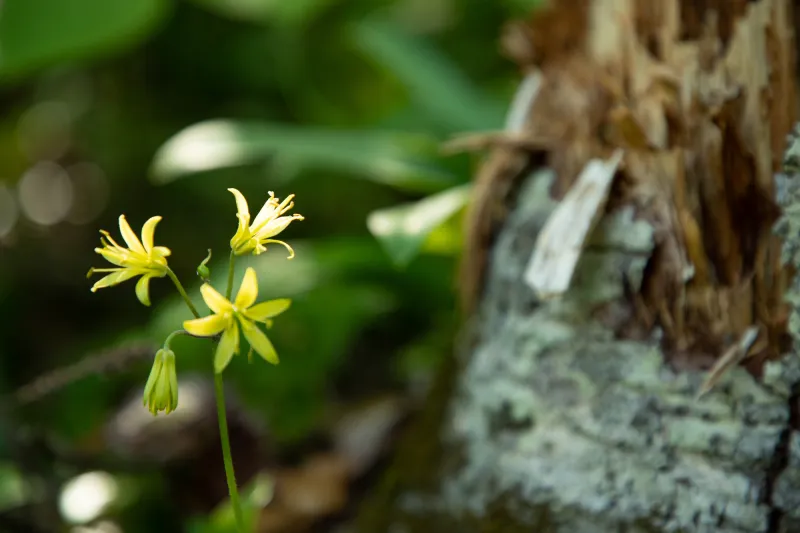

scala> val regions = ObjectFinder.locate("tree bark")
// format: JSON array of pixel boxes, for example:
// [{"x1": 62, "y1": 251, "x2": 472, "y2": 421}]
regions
[{"x1": 357, "y1": 1, "x2": 800, "y2": 532}]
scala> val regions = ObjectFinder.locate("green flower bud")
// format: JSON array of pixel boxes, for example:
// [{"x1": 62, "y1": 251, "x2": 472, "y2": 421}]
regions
[
  {"x1": 197, "y1": 249, "x2": 212, "y2": 281},
  {"x1": 143, "y1": 348, "x2": 178, "y2": 415}
]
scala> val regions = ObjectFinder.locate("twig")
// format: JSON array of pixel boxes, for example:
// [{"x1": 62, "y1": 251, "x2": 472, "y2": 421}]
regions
[
  {"x1": 696, "y1": 326, "x2": 760, "y2": 399},
  {"x1": 11, "y1": 341, "x2": 156, "y2": 407}
]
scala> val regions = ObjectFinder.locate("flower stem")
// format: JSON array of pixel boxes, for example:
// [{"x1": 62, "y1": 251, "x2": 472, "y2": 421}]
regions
[
  {"x1": 166, "y1": 268, "x2": 200, "y2": 319},
  {"x1": 212, "y1": 251, "x2": 246, "y2": 532},
  {"x1": 214, "y1": 372, "x2": 246, "y2": 532},
  {"x1": 163, "y1": 329, "x2": 190, "y2": 351},
  {"x1": 226, "y1": 250, "x2": 236, "y2": 299}
]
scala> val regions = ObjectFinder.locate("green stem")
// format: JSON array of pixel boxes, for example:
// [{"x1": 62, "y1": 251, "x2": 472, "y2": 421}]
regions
[
  {"x1": 213, "y1": 251, "x2": 246, "y2": 532},
  {"x1": 163, "y1": 330, "x2": 190, "y2": 351},
  {"x1": 226, "y1": 250, "x2": 236, "y2": 299},
  {"x1": 214, "y1": 372, "x2": 246, "y2": 532},
  {"x1": 166, "y1": 268, "x2": 200, "y2": 319}
]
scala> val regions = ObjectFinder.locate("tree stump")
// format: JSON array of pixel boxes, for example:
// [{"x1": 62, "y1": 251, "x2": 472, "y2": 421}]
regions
[{"x1": 357, "y1": 1, "x2": 800, "y2": 531}]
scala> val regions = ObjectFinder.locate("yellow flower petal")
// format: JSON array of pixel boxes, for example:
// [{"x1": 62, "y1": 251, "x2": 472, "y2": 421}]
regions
[
  {"x1": 228, "y1": 188, "x2": 250, "y2": 221},
  {"x1": 152, "y1": 246, "x2": 172, "y2": 258},
  {"x1": 141, "y1": 216, "x2": 162, "y2": 253},
  {"x1": 215, "y1": 322, "x2": 240, "y2": 373},
  {"x1": 240, "y1": 319, "x2": 278, "y2": 365},
  {"x1": 118, "y1": 215, "x2": 146, "y2": 254},
  {"x1": 245, "y1": 298, "x2": 291, "y2": 322},
  {"x1": 256, "y1": 215, "x2": 300, "y2": 240},
  {"x1": 228, "y1": 188, "x2": 253, "y2": 251},
  {"x1": 199, "y1": 283, "x2": 232, "y2": 314},
  {"x1": 90, "y1": 268, "x2": 143, "y2": 291},
  {"x1": 251, "y1": 193, "x2": 280, "y2": 230},
  {"x1": 135, "y1": 275, "x2": 153, "y2": 306},
  {"x1": 183, "y1": 313, "x2": 229, "y2": 337},
  {"x1": 234, "y1": 267, "x2": 258, "y2": 309},
  {"x1": 97, "y1": 247, "x2": 129, "y2": 266}
]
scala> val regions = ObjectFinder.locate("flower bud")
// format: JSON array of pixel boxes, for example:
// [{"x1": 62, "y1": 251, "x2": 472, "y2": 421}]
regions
[
  {"x1": 197, "y1": 249, "x2": 212, "y2": 281},
  {"x1": 143, "y1": 348, "x2": 178, "y2": 415}
]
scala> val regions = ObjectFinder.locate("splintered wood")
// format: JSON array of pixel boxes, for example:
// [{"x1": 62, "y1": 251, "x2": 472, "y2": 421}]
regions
[
  {"x1": 461, "y1": 0, "x2": 797, "y2": 369},
  {"x1": 524, "y1": 150, "x2": 623, "y2": 299}
]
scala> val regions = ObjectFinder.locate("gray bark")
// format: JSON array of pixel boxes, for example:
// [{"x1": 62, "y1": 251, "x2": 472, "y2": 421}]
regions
[{"x1": 446, "y1": 168, "x2": 800, "y2": 532}]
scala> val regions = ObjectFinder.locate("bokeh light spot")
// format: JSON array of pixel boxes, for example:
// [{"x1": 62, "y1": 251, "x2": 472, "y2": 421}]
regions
[
  {"x1": 59, "y1": 471, "x2": 119, "y2": 524},
  {"x1": 18, "y1": 161, "x2": 74, "y2": 226}
]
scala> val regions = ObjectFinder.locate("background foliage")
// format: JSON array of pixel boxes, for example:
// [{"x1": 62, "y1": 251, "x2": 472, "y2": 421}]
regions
[{"x1": 0, "y1": 0, "x2": 528, "y2": 530}]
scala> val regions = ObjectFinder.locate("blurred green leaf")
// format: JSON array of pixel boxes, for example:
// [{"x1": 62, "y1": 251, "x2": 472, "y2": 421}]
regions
[
  {"x1": 151, "y1": 120, "x2": 459, "y2": 193},
  {"x1": 0, "y1": 0, "x2": 170, "y2": 82},
  {"x1": 187, "y1": 472, "x2": 273, "y2": 533},
  {"x1": 503, "y1": 0, "x2": 543, "y2": 16},
  {"x1": 367, "y1": 183, "x2": 470, "y2": 267},
  {"x1": 421, "y1": 203, "x2": 464, "y2": 256},
  {"x1": 187, "y1": 0, "x2": 336, "y2": 26},
  {"x1": 0, "y1": 463, "x2": 28, "y2": 512},
  {"x1": 351, "y1": 17, "x2": 505, "y2": 132},
  {"x1": 235, "y1": 282, "x2": 396, "y2": 440}
]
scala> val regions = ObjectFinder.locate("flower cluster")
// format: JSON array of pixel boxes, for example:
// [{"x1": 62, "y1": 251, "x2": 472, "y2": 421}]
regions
[{"x1": 88, "y1": 189, "x2": 303, "y2": 415}]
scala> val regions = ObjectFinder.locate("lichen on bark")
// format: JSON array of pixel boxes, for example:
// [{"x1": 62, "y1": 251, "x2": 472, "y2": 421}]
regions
[
  {"x1": 433, "y1": 167, "x2": 800, "y2": 532},
  {"x1": 358, "y1": 162, "x2": 800, "y2": 532}
]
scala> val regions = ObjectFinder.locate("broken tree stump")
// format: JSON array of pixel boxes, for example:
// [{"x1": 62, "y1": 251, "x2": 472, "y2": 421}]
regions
[{"x1": 357, "y1": 1, "x2": 800, "y2": 531}]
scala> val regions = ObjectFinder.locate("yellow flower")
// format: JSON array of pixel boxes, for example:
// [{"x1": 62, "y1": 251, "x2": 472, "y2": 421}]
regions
[
  {"x1": 88, "y1": 215, "x2": 171, "y2": 306},
  {"x1": 228, "y1": 188, "x2": 303, "y2": 258},
  {"x1": 182, "y1": 267, "x2": 291, "y2": 373},
  {"x1": 143, "y1": 348, "x2": 178, "y2": 415}
]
